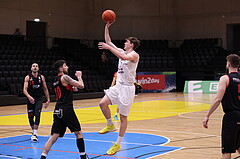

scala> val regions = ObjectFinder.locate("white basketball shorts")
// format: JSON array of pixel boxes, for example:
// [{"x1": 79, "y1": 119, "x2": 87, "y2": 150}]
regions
[{"x1": 104, "y1": 83, "x2": 135, "y2": 116}]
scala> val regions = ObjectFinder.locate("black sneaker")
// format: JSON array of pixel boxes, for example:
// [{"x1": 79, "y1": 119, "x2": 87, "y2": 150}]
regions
[
  {"x1": 40, "y1": 155, "x2": 46, "y2": 159},
  {"x1": 31, "y1": 134, "x2": 38, "y2": 142},
  {"x1": 80, "y1": 154, "x2": 89, "y2": 159}
]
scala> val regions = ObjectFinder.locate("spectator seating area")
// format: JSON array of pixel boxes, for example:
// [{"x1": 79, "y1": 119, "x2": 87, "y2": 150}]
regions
[
  {"x1": 175, "y1": 38, "x2": 226, "y2": 91},
  {"x1": 0, "y1": 35, "x2": 113, "y2": 96},
  {"x1": 0, "y1": 34, "x2": 227, "y2": 97},
  {"x1": 178, "y1": 38, "x2": 224, "y2": 67},
  {"x1": 103, "y1": 39, "x2": 176, "y2": 72}
]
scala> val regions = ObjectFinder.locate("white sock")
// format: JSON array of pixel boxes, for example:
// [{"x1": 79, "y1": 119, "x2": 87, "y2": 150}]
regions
[
  {"x1": 41, "y1": 153, "x2": 47, "y2": 156},
  {"x1": 79, "y1": 152, "x2": 86, "y2": 155},
  {"x1": 33, "y1": 129, "x2": 38, "y2": 135},
  {"x1": 116, "y1": 136, "x2": 123, "y2": 145},
  {"x1": 107, "y1": 118, "x2": 113, "y2": 125}
]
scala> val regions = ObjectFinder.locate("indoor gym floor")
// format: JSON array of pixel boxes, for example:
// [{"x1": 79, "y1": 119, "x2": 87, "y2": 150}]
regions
[{"x1": 0, "y1": 92, "x2": 237, "y2": 159}]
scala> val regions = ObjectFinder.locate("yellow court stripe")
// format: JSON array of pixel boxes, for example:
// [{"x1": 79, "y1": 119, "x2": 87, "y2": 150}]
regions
[{"x1": 0, "y1": 100, "x2": 210, "y2": 125}]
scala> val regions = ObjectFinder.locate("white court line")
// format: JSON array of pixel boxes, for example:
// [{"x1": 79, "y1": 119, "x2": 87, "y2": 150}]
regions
[
  {"x1": 0, "y1": 155, "x2": 21, "y2": 159},
  {"x1": 148, "y1": 147, "x2": 185, "y2": 159},
  {"x1": 187, "y1": 99, "x2": 211, "y2": 104},
  {"x1": 0, "y1": 126, "x2": 220, "y2": 138},
  {"x1": 62, "y1": 137, "x2": 170, "y2": 147},
  {"x1": 82, "y1": 126, "x2": 220, "y2": 138},
  {"x1": 178, "y1": 112, "x2": 222, "y2": 119}
]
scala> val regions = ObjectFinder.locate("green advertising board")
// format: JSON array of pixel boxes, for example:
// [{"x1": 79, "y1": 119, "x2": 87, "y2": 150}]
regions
[{"x1": 184, "y1": 81, "x2": 219, "y2": 93}]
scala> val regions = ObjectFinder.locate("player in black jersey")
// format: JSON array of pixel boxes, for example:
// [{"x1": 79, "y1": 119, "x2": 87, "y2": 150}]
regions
[
  {"x1": 23, "y1": 63, "x2": 50, "y2": 142},
  {"x1": 203, "y1": 54, "x2": 240, "y2": 159},
  {"x1": 40, "y1": 60, "x2": 88, "y2": 159}
]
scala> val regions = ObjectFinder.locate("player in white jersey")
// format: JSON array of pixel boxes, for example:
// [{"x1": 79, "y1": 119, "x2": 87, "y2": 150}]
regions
[{"x1": 98, "y1": 22, "x2": 140, "y2": 155}]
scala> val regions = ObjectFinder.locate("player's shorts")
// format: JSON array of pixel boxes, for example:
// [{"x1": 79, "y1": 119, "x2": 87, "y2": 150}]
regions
[
  {"x1": 27, "y1": 97, "x2": 43, "y2": 125},
  {"x1": 222, "y1": 111, "x2": 240, "y2": 153},
  {"x1": 27, "y1": 97, "x2": 43, "y2": 113},
  {"x1": 104, "y1": 83, "x2": 135, "y2": 116},
  {"x1": 51, "y1": 107, "x2": 81, "y2": 137}
]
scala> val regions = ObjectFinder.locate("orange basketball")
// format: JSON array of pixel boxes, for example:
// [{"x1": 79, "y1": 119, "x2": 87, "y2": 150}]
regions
[{"x1": 102, "y1": 10, "x2": 116, "y2": 23}]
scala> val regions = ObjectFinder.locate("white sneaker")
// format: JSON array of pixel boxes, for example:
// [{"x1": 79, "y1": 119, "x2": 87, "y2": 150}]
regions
[{"x1": 31, "y1": 134, "x2": 38, "y2": 142}]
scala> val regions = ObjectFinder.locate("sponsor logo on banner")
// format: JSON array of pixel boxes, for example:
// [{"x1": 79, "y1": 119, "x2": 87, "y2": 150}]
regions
[
  {"x1": 184, "y1": 81, "x2": 219, "y2": 93},
  {"x1": 209, "y1": 82, "x2": 219, "y2": 92},
  {"x1": 137, "y1": 75, "x2": 165, "y2": 90},
  {"x1": 187, "y1": 81, "x2": 203, "y2": 93}
]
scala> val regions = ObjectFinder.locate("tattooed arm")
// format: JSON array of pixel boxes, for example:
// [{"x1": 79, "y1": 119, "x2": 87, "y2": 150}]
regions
[{"x1": 61, "y1": 73, "x2": 84, "y2": 89}]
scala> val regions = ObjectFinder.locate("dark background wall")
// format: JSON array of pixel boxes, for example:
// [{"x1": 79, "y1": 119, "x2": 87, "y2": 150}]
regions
[{"x1": 1, "y1": 0, "x2": 239, "y2": 49}]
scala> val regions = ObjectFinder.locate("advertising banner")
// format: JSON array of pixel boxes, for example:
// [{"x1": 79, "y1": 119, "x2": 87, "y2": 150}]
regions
[
  {"x1": 184, "y1": 81, "x2": 219, "y2": 93},
  {"x1": 136, "y1": 72, "x2": 176, "y2": 93}
]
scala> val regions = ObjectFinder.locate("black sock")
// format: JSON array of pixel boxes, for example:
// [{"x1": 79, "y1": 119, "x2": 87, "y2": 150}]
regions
[{"x1": 77, "y1": 138, "x2": 86, "y2": 154}]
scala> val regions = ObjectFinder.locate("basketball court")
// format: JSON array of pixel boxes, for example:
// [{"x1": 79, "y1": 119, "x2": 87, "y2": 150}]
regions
[{"x1": 0, "y1": 93, "x2": 238, "y2": 159}]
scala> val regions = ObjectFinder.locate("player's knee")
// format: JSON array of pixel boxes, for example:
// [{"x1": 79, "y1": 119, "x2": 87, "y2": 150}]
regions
[
  {"x1": 28, "y1": 114, "x2": 34, "y2": 119},
  {"x1": 35, "y1": 119, "x2": 40, "y2": 125},
  {"x1": 120, "y1": 114, "x2": 127, "y2": 122},
  {"x1": 50, "y1": 134, "x2": 60, "y2": 143},
  {"x1": 28, "y1": 117, "x2": 34, "y2": 126},
  {"x1": 28, "y1": 113, "x2": 34, "y2": 125},
  {"x1": 99, "y1": 101, "x2": 107, "y2": 108},
  {"x1": 74, "y1": 131, "x2": 83, "y2": 138},
  {"x1": 34, "y1": 112, "x2": 41, "y2": 125},
  {"x1": 28, "y1": 110, "x2": 34, "y2": 118},
  {"x1": 99, "y1": 95, "x2": 111, "y2": 108}
]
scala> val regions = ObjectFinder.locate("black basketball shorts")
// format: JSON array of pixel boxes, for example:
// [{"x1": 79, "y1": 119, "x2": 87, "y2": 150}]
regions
[
  {"x1": 51, "y1": 108, "x2": 81, "y2": 137},
  {"x1": 222, "y1": 111, "x2": 240, "y2": 153}
]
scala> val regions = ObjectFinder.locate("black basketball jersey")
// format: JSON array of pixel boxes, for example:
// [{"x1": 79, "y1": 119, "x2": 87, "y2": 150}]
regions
[
  {"x1": 222, "y1": 72, "x2": 240, "y2": 113},
  {"x1": 53, "y1": 75, "x2": 73, "y2": 109},
  {"x1": 27, "y1": 73, "x2": 43, "y2": 98}
]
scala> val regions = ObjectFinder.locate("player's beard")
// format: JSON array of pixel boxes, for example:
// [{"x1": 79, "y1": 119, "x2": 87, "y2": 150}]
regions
[{"x1": 63, "y1": 70, "x2": 68, "y2": 74}]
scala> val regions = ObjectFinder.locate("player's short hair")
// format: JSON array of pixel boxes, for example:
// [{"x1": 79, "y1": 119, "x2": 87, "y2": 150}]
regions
[
  {"x1": 126, "y1": 37, "x2": 140, "y2": 50},
  {"x1": 53, "y1": 60, "x2": 66, "y2": 72},
  {"x1": 31, "y1": 63, "x2": 38, "y2": 67},
  {"x1": 226, "y1": 54, "x2": 240, "y2": 68}
]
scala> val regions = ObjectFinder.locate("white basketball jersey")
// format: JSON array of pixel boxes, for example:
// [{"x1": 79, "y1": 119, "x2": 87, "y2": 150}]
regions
[{"x1": 116, "y1": 50, "x2": 139, "y2": 86}]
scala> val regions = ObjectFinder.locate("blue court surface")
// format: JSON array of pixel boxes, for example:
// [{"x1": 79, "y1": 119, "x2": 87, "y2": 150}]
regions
[{"x1": 0, "y1": 132, "x2": 182, "y2": 159}]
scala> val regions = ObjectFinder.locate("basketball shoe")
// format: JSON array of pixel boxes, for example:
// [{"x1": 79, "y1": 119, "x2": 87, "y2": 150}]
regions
[
  {"x1": 98, "y1": 124, "x2": 116, "y2": 134},
  {"x1": 106, "y1": 143, "x2": 121, "y2": 155},
  {"x1": 31, "y1": 134, "x2": 38, "y2": 142}
]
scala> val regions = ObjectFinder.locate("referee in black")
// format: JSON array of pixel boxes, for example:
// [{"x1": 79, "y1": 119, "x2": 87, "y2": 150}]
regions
[
  {"x1": 203, "y1": 54, "x2": 240, "y2": 159},
  {"x1": 40, "y1": 60, "x2": 88, "y2": 159}
]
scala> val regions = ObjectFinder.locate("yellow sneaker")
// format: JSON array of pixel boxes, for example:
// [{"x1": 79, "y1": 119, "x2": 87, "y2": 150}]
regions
[
  {"x1": 98, "y1": 124, "x2": 116, "y2": 134},
  {"x1": 106, "y1": 143, "x2": 121, "y2": 155}
]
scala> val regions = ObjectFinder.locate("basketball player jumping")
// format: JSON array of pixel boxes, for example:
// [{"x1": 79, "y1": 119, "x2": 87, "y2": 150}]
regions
[{"x1": 98, "y1": 22, "x2": 140, "y2": 155}]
